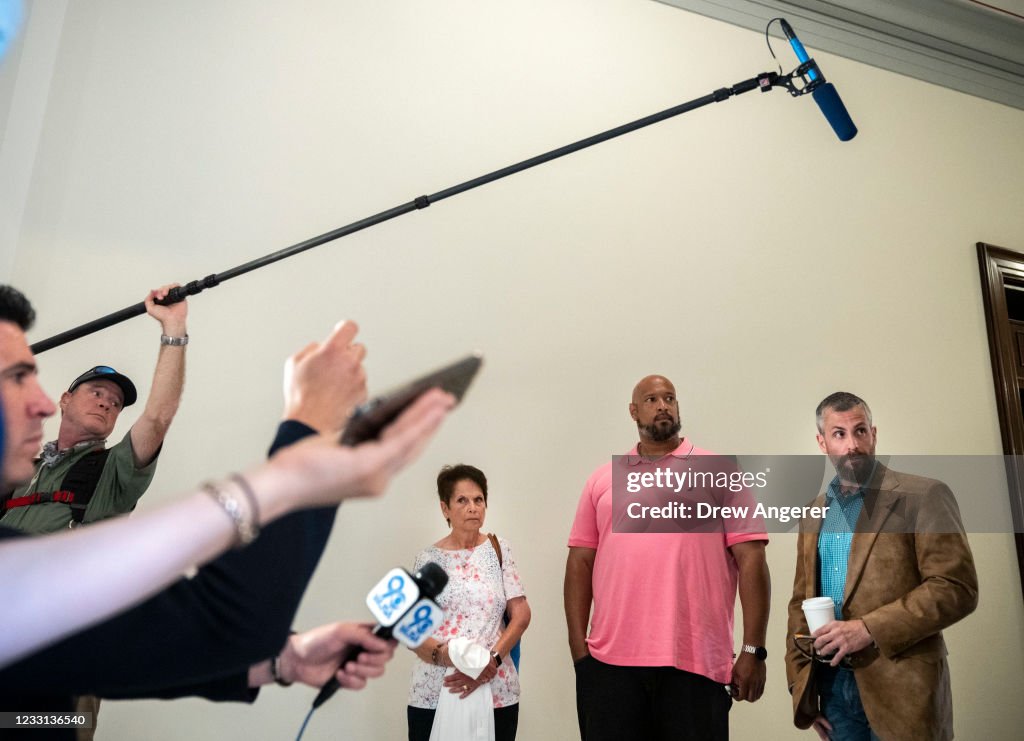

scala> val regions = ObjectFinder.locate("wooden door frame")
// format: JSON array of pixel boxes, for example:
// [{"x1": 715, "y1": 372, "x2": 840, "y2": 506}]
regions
[{"x1": 977, "y1": 242, "x2": 1024, "y2": 599}]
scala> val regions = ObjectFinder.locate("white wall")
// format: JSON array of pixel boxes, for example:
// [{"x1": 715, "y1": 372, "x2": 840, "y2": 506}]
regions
[{"x1": 4, "y1": 0, "x2": 1024, "y2": 739}]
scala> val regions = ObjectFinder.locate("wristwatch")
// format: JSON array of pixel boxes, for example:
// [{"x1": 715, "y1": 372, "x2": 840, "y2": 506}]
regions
[
  {"x1": 741, "y1": 644, "x2": 768, "y2": 661},
  {"x1": 490, "y1": 651, "x2": 503, "y2": 667}
]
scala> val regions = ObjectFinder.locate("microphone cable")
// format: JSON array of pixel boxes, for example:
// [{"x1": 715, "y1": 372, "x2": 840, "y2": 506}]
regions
[
  {"x1": 295, "y1": 705, "x2": 315, "y2": 741},
  {"x1": 764, "y1": 17, "x2": 787, "y2": 77}
]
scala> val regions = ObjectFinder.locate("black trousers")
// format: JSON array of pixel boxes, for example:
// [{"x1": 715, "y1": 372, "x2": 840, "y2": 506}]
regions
[
  {"x1": 408, "y1": 703, "x2": 519, "y2": 741},
  {"x1": 574, "y1": 655, "x2": 731, "y2": 741}
]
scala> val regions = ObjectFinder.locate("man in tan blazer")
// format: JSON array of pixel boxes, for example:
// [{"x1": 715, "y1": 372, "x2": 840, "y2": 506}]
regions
[{"x1": 785, "y1": 392, "x2": 977, "y2": 740}]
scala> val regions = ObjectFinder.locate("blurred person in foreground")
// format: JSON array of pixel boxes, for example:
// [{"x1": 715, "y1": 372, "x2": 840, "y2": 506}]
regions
[
  {"x1": 1, "y1": 284, "x2": 189, "y2": 741},
  {"x1": 0, "y1": 283, "x2": 454, "y2": 737}
]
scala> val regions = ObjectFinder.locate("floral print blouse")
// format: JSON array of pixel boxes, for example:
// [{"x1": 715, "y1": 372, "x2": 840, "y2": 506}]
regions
[{"x1": 407, "y1": 535, "x2": 526, "y2": 709}]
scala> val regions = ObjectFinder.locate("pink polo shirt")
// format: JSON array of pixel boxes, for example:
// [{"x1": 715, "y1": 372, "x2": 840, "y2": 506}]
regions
[{"x1": 567, "y1": 439, "x2": 768, "y2": 684}]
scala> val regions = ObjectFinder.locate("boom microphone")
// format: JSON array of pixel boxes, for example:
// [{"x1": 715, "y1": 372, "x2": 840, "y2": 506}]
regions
[
  {"x1": 311, "y1": 562, "x2": 448, "y2": 709},
  {"x1": 810, "y1": 83, "x2": 857, "y2": 142},
  {"x1": 780, "y1": 19, "x2": 857, "y2": 141}
]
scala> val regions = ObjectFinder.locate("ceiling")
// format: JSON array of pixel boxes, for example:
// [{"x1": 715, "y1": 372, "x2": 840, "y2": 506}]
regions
[{"x1": 655, "y1": 0, "x2": 1024, "y2": 110}]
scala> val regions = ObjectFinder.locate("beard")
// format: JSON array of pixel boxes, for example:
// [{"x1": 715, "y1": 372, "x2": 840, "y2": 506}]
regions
[
  {"x1": 834, "y1": 453, "x2": 875, "y2": 484},
  {"x1": 639, "y1": 417, "x2": 682, "y2": 442}
]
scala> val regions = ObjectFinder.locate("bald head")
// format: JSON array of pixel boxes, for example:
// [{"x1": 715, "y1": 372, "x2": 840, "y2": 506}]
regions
[
  {"x1": 629, "y1": 375, "x2": 682, "y2": 444},
  {"x1": 632, "y1": 375, "x2": 675, "y2": 405}
]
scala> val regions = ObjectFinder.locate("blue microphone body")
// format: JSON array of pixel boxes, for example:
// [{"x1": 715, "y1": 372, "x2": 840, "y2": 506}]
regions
[
  {"x1": 812, "y1": 82, "x2": 857, "y2": 141},
  {"x1": 782, "y1": 26, "x2": 819, "y2": 83},
  {"x1": 780, "y1": 19, "x2": 857, "y2": 141}
]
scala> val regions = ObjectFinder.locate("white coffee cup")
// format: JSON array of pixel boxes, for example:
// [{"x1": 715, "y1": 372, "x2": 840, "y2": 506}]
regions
[{"x1": 802, "y1": 596, "x2": 836, "y2": 634}]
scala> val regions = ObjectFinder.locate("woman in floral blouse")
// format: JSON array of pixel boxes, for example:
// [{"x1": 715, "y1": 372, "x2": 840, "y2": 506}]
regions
[{"x1": 406, "y1": 464, "x2": 531, "y2": 741}]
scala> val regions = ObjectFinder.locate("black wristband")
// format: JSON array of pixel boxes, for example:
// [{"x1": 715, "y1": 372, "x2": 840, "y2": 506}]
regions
[
  {"x1": 272, "y1": 631, "x2": 298, "y2": 687},
  {"x1": 271, "y1": 653, "x2": 293, "y2": 687}
]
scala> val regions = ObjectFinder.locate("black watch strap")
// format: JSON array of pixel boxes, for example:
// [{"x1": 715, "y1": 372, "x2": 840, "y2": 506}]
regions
[{"x1": 741, "y1": 644, "x2": 768, "y2": 661}]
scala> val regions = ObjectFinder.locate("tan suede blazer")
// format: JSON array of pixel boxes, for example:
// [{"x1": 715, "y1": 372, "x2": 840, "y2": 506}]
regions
[{"x1": 784, "y1": 463, "x2": 978, "y2": 741}]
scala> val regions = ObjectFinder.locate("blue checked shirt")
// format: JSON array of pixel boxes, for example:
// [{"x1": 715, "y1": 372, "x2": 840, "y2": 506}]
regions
[{"x1": 817, "y1": 471, "x2": 871, "y2": 620}]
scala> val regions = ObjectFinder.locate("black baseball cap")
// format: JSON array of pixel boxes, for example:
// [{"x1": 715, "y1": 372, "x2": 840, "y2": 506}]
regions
[{"x1": 68, "y1": 366, "x2": 138, "y2": 407}]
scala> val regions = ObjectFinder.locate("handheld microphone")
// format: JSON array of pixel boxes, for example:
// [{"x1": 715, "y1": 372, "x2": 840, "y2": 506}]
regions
[
  {"x1": 311, "y1": 562, "x2": 448, "y2": 709},
  {"x1": 779, "y1": 19, "x2": 857, "y2": 141}
]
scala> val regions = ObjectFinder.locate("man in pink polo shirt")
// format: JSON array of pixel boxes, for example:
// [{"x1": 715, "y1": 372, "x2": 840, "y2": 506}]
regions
[{"x1": 564, "y1": 374, "x2": 770, "y2": 740}]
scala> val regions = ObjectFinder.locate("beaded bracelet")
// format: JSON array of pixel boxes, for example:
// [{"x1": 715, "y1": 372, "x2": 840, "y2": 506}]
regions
[
  {"x1": 231, "y1": 473, "x2": 260, "y2": 530},
  {"x1": 203, "y1": 478, "x2": 259, "y2": 547}
]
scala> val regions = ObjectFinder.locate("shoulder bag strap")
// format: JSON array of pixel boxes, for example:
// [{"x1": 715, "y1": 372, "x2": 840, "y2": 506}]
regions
[{"x1": 487, "y1": 532, "x2": 503, "y2": 568}]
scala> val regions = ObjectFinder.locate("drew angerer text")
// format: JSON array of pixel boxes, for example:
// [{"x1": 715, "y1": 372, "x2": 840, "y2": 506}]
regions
[{"x1": 624, "y1": 500, "x2": 829, "y2": 524}]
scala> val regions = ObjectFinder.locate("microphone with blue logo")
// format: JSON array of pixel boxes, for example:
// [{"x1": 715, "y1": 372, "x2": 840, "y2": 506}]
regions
[
  {"x1": 311, "y1": 562, "x2": 448, "y2": 709},
  {"x1": 778, "y1": 18, "x2": 857, "y2": 141}
]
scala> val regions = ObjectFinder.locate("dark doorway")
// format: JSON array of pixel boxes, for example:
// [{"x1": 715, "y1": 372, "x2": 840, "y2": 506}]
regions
[{"x1": 977, "y1": 242, "x2": 1024, "y2": 599}]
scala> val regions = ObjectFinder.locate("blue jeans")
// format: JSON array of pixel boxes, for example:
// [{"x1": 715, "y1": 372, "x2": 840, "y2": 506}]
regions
[{"x1": 818, "y1": 667, "x2": 880, "y2": 741}]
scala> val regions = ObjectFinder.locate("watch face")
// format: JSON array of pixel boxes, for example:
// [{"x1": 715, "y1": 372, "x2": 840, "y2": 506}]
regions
[{"x1": 754, "y1": 646, "x2": 768, "y2": 661}]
